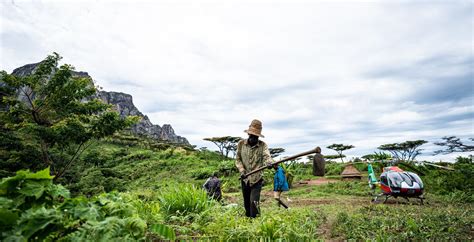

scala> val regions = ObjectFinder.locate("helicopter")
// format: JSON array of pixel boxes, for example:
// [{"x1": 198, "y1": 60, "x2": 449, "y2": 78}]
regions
[
  {"x1": 366, "y1": 160, "x2": 454, "y2": 204},
  {"x1": 367, "y1": 162, "x2": 425, "y2": 204}
]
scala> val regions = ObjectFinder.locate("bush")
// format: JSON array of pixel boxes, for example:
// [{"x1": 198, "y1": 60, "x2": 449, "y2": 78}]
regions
[
  {"x1": 156, "y1": 149, "x2": 177, "y2": 160},
  {"x1": 111, "y1": 148, "x2": 131, "y2": 160},
  {"x1": 158, "y1": 183, "x2": 213, "y2": 218},
  {"x1": 422, "y1": 156, "x2": 473, "y2": 201},
  {"x1": 71, "y1": 167, "x2": 127, "y2": 196},
  {"x1": 353, "y1": 162, "x2": 368, "y2": 172},
  {"x1": 325, "y1": 162, "x2": 345, "y2": 176},
  {"x1": 217, "y1": 159, "x2": 238, "y2": 176},
  {"x1": 191, "y1": 167, "x2": 216, "y2": 179},
  {"x1": 120, "y1": 150, "x2": 153, "y2": 162},
  {"x1": 82, "y1": 149, "x2": 112, "y2": 167}
]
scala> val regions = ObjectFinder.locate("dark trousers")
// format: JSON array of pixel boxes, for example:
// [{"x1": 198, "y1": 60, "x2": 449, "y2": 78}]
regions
[{"x1": 241, "y1": 179, "x2": 263, "y2": 218}]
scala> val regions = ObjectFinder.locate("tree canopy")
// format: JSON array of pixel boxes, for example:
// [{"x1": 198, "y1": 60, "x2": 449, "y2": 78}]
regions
[
  {"x1": 323, "y1": 154, "x2": 346, "y2": 161},
  {"x1": 377, "y1": 140, "x2": 427, "y2": 162},
  {"x1": 203, "y1": 136, "x2": 241, "y2": 158},
  {"x1": 269, "y1": 148, "x2": 285, "y2": 158},
  {"x1": 434, "y1": 136, "x2": 474, "y2": 155},
  {"x1": 361, "y1": 152, "x2": 392, "y2": 161},
  {"x1": 0, "y1": 53, "x2": 138, "y2": 179},
  {"x1": 326, "y1": 144, "x2": 354, "y2": 162}
]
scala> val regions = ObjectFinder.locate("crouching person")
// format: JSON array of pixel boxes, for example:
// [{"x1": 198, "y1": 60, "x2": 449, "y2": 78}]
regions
[
  {"x1": 203, "y1": 173, "x2": 222, "y2": 202},
  {"x1": 273, "y1": 164, "x2": 289, "y2": 209}
]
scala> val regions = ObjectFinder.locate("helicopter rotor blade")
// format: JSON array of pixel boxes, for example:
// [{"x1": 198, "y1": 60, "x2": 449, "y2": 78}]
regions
[{"x1": 421, "y1": 162, "x2": 455, "y2": 171}]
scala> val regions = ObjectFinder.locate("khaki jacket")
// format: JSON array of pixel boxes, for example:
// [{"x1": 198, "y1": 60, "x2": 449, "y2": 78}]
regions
[{"x1": 235, "y1": 139, "x2": 273, "y2": 186}]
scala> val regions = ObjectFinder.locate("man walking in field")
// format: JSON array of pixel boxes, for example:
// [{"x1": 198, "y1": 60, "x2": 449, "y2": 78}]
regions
[{"x1": 235, "y1": 119, "x2": 273, "y2": 218}]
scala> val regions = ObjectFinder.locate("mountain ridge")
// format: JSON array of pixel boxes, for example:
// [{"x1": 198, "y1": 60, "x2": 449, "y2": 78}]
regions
[{"x1": 11, "y1": 62, "x2": 190, "y2": 145}]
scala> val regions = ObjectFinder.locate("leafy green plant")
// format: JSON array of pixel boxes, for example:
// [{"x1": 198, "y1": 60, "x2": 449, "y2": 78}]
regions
[
  {"x1": 150, "y1": 223, "x2": 176, "y2": 240},
  {"x1": 0, "y1": 168, "x2": 172, "y2": 241},
  {"x1": 0, "y1": 167, "x2": 68, "y2": 240},
  {"x1": 0, "y1": 167, "x2": 69, "y2": 210}
]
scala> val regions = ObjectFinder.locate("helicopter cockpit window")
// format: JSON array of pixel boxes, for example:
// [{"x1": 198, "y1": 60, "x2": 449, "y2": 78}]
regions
[
  {"x1": 399, "y1": 172, "x2": 414, "y2": 186},
  {"x1": 380, "y1": 174, "x2": 388, "y2": 185},
  {"x1": 387, "y1": 172, "x2": 403, "y2": 187},
  {"x1": 406, "y1": 172, "x2": 423, "y2": 188}
]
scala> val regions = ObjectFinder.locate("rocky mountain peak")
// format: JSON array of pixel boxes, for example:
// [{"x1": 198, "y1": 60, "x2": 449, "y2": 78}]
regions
[{"x1": 10, "y1": 62, "x2": 190, "y2": 145}]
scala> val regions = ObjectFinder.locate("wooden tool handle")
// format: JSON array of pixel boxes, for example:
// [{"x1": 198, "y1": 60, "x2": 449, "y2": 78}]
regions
[{"x1": 243, "y1": 147, "x2": 319, "y2": 177}]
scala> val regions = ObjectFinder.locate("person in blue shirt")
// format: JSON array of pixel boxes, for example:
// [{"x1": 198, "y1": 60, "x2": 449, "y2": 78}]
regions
[{"x1": 273, "y1": 164, "x2": 289, "y2": 209}]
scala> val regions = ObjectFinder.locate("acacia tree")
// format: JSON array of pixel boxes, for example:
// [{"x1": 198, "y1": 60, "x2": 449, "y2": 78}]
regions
[
  {"x1": 323, "y1": 154, "x2": 346, "y2": 161},
  {"x1": 378, "y1": 140, "x2": 427, "y2": 162},
  {"x1": 225, "y1": 136, "x2": 242, "y2": 158},
  {"x1": 434, "y1": 136, "x2": 474, "y2": 155},
  {"x1": 0, "y1": 53, "x2": 137, "y2": 179},
  {"x1": 269, "y1": 148, "x2": 285, "y2": 158},
  {"x1": 326, "y1": 144, "x2": 354, "y2": 162},
  {"x1": 203, "y1": 136, "x2": 241, "y2": 158},
  {"x1": 361, "y1": 152, "x2": 392, "y2": 161}
]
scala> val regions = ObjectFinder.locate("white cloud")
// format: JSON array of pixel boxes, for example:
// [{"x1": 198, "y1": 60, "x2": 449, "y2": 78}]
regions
[{"x1": 1, "y1": 0, "x2": 472, "y2": 162}]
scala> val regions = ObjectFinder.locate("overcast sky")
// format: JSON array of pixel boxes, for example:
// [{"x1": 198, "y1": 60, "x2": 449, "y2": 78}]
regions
[{"x1": 1, "y1": 0, "x2": 473, "y2": 162}]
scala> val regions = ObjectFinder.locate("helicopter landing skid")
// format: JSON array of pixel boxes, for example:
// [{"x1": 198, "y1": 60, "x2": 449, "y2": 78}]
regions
[
  {"x1": 371, "y1": 194, "x2": 425, "y2": 205},
  {"x1": 418, "y1": 196, "x2": 425, "y2": 205},
  {"x1": 403, "y1": 196, "x2": 425, "y2": 205},
  {"x1": 371, "y1": 193, "x2": 388, "y2": 204}
]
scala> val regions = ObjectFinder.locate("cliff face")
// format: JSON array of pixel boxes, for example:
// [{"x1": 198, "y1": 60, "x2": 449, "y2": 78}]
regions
[
  {"x1": 10, "y1": 63, "x2": 190, "y2": 145},
  {"x1": 95, "y1": 91, "x2": 189, "y2": 144}
]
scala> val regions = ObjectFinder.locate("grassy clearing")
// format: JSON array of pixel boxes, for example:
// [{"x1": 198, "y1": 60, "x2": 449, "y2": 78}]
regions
[
  {"x1": 149, "y1": 183, "x2": 473, "y2": 240},
  {"x1": 332, "y1": 203, "x2": 473, "y2": 240},
  {"x1": 3, "y1": 165, "x2": 473, "y2": 240},
  {"x1": 4, "y1": 135, "x2": 472, "y2": 240}
]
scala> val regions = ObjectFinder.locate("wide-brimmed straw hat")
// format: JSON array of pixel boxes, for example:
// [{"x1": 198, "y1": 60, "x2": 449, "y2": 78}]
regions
[{"x1": 244, "y1": 119, "x2": 265, "y2": 138}]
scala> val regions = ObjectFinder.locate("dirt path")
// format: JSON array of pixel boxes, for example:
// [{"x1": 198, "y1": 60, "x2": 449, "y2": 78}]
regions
[{"x1": 295, "y1": 178, "x2": 339, "y2": 186}]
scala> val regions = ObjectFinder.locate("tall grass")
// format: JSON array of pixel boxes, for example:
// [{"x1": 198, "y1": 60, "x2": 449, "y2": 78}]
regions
[
  {"x1": 195, "y1": 206, "x2": 327, "y2": 240},
  {"x1": 158, "y1": 183, "x2": 213, "y2": 218}
]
